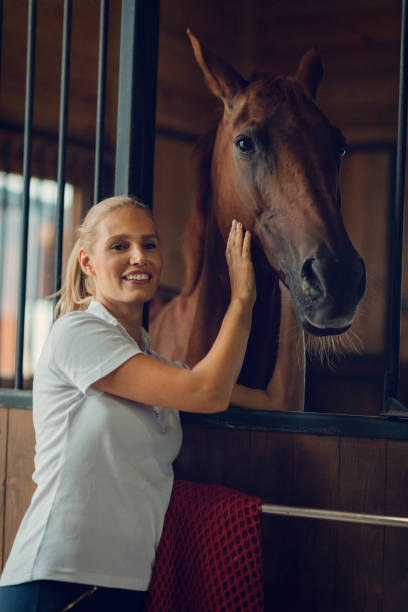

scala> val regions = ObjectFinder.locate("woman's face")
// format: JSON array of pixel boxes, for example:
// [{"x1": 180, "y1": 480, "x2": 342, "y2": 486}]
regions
[{"x1": 80, "y1": 206, "x2": 162, "y2": 310}]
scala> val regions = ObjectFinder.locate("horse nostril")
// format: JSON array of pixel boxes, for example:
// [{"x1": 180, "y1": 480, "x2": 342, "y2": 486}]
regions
[{"x1": 301, "y1": 257, "x2": 323, "y2": 300}]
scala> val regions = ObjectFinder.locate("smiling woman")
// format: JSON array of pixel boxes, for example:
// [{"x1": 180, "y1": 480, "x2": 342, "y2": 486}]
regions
[{"x1": 0, "y1": 194, "x2": 257, "y2": 612}]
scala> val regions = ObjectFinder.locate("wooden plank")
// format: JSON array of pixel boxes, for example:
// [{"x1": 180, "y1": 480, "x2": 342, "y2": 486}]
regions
[
  {"x1": 0, "y1": 407, "x2": 8, "y2": 571},
  {"x1": 174, "y1": 423, "x2": 209, "y2": 483},
  {"x1": 341, "y1": 151, "x2": 391, "y2": 358},
  {"x1": 249, "y1": 431, "x2": 294, "y2": 612},
  {"x1": 266, "y1": 435, "x2": 340, "y2": 611},
  {"x1": 249, "y1": 430, "x2": 294, "y2": 501},
  {"x1": 383, "y1": 440, "x2": 408, "y2": 612},
  {"x1": 3, "y1": 409, "x2": 36, "y2": 565},
  {"x1": 204, "y1": 427, "x2": 252, "y2": 491},
  {"x1": 334, "y1": 437, "x2": 387, "y2": 612},
  {"x1": 284, "y1": 435, "x2": 340, "y2": 612}
]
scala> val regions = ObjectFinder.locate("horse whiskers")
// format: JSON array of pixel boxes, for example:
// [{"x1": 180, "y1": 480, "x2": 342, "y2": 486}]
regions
[
  {"x1": 305, "y1": 328, "x2": 363, "y2": 368},
  {"x1": 295, "y1": 331, "x2": 306, "y2": 370}
]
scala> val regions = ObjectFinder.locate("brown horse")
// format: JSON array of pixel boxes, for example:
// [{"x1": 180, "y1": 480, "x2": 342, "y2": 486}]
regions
[{"x1": 150, "y1": 31, "x2": 365, "y2": 412}]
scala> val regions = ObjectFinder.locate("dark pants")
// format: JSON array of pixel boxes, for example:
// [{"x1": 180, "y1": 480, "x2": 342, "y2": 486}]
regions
[{"x1": 0, "y1": 580, "x2": 148, "y2": 612}]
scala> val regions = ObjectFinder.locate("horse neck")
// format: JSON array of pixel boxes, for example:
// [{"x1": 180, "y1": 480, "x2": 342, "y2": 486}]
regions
[
  {"x1": 186, "y1": 204, "x2": 282, "y2": 389},
  {"x1": 238, "y1": 250, "x2": 282, "y2": 389}
]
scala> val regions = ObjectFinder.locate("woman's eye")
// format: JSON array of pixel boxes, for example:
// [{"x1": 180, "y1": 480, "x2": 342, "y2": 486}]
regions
[
  {"x1": 111, "y1": 243, "x2": 128, "y2": 251},
  {"x1": 143, "y1": 242, "x2": 157, "y2": 250},
  {"x1": 235, "y1": 136, "x2": 255, "y2": 155}
]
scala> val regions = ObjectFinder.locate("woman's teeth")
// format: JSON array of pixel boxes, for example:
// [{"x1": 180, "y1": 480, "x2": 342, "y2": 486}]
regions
[{"x1": 124, "y1": 274, "x2": 149, "y2": 280}]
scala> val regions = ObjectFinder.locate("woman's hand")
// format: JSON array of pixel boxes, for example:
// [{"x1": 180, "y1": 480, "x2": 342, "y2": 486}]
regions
[{"x1": 226, "y1": 219, "x2": 256, "y2": 307}]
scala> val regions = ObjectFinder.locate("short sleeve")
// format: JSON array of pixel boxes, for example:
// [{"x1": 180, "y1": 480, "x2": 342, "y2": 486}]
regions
[{"x1": 50, "y1": 312, "x2": 141, "y2": 394}]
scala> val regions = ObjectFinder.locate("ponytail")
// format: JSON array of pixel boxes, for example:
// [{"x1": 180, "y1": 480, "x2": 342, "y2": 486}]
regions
[
  {"x1": 54, "y1": 238, "x2": 94, "y2": 318},
  {"x1": 54, "y1": 196, "x2": 151, "y2": 318}
]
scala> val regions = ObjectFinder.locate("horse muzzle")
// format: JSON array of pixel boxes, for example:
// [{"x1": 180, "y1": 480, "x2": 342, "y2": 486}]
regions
[{"x1": 294, "y1": 246, "x2": 366, "y2": 336}]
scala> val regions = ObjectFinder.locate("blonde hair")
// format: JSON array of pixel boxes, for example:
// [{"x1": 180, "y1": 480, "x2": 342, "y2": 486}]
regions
[{"x1": 54, "y1": 195, "x2": 153, "y2": 318}]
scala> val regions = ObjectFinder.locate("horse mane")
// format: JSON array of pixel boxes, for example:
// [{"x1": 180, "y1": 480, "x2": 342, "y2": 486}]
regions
[{"x1": 181, "y1": 122, "x2": 219, "y2": 296}]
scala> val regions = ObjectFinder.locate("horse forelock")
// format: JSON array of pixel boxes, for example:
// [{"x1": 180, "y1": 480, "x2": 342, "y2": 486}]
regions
[{"x1": 236, "y1": 75, "x2": 315, "y2": 124}]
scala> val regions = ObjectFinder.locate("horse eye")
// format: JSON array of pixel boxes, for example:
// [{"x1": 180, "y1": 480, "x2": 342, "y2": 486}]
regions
[
  {"x1": 235, "y1": 136, "x2": 255, "y2": 154},
  {"x1": 339, "y1": 146, "x2": 347, "y2": 158}
]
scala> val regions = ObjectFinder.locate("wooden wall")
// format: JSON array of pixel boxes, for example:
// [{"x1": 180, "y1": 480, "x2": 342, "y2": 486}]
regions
[
  {"x1": 175, "y1": 423, "x2": 408, "y2": 612},
  {"x1": 1, "y1": 0, "x2": 402, "y2": 140},
  {"x1": 1, "y1": 407, "x2": 408, "y2": 611},
  {"x1": 0, "y1": 408, "x2": 36, "y2": 570}
]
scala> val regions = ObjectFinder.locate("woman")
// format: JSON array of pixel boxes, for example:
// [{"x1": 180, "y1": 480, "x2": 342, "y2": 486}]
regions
[{"x1": 0, "y1": 196, "x2": 256, "y2": 612}]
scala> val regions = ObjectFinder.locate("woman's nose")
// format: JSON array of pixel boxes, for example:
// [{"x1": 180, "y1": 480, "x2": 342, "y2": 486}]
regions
[{"x1": 129, "y1": 246, "x2": 147, "y2": 265}]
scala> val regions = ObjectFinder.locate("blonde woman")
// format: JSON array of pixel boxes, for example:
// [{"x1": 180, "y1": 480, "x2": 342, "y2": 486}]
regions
[{"x1": 0, "y1": 196, "x2": 256, "y2": 612}]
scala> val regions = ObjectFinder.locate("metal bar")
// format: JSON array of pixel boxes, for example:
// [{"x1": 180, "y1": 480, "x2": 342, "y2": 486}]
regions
[
  {"x1": 181, "y1": 408, "x2": 408, "y2": 440},
  {"x1": 0, "y1": 408, "x2": 9, "y2": 569},
  {"x1": 0, "y1": 0, "x2": 3, "y2": 92},
  {"x1": 260, "y1": 504, "x2": 408, "y2": 528},
  {"x1": 93, "y1": 0, "x2": 110, "y2": 204},
  {"x1": 114, "y1": 0, "x2": 160, "y2": 203},
  {"x1": 0, "y1": 389, "x2": 34, "y2": 409},
  {"x1": 54, "y1": 0, "x2": 72, "y2": 295},
  {"x1": 0, "y1": 173, "x2": 9, "y2": 378},
  {"x1": 15, "y1": 0, "x2": 37, "y2": 389},
  {"x1": 6, "y1": 395, "x2": 408, "y2": 439},
  {"x1": 384, "y1": 0, "x2": 408, "y2": 406}
]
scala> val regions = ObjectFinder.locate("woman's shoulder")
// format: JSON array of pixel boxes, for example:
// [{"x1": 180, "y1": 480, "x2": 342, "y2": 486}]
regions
[
  {"x1": 51, "y1": 308, "x2": 117, "y2": 342},
  {"x1": 52, "y1": 309, "x2": 101, "y2": 329}
]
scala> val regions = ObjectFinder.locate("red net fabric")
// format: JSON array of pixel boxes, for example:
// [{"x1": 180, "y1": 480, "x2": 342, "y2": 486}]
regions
[{"x1": 146, "y1": 480, "x2": 264, "y2": 612}]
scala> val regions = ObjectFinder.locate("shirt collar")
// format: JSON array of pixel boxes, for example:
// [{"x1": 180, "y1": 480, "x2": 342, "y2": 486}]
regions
[{"x1": 86, "y1": 300, "x2": 152, "y2": 351}]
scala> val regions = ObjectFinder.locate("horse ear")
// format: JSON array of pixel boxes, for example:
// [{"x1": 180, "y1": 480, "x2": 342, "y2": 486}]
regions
[
  {"x1": 187, "y1": 28, "x2": 246, "y2": 107},
  {"x1": 295, "y1": 48, "x2": 323, "y2": 99}
]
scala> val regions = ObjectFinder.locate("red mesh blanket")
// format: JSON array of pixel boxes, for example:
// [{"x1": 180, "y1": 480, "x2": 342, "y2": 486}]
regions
[{"x1": 146, "y1": 480, "x2": 264, "y2": 611}]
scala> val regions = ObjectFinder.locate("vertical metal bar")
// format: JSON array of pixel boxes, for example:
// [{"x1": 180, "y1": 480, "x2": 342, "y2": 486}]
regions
[
  {"x1": 0, "y1": 174, "x2": 9, "y2": 377},
  {"x1": 15, "y1": 0, "x2": 37, "y2": 389},
  {"x1": 114, "y1": 0, "x2": 160, "y2": 204},
  {"x1": 94, "y1": 0, "x2": 110, "y2": 204},
  {"x1": 54, "y1": 0, "x2": 72, "y2": 296},
  {"x1": 0, "y1": 0, "x2": 3, "y2": 92},
  {"x1": 384, "y1": 0, "x2": 408, "y2": 408}
]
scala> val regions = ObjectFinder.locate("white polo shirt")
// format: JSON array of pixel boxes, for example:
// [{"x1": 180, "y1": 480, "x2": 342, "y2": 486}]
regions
[{"x1": 0, "y1": 300, "x2": 183, "y2": 591}]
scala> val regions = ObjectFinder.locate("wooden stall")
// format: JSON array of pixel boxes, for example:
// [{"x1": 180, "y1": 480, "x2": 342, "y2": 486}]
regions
[{"x1": 1, "y1": 1, "x2": 408, "y2": 610}]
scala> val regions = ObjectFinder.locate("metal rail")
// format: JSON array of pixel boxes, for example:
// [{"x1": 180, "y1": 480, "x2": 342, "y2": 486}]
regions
[
  {"x1": 384, "y1": 0, "x2": 408, "y2": 409},
  {"x1": 94, "y1": 0, "x2": 110, "y2": 204},
  {"x1": 54, "y1": 0, "x2": 72, "y2": 296},
  {"x1": 261, "y1": 504, "x2": 408, "y2": 528}
]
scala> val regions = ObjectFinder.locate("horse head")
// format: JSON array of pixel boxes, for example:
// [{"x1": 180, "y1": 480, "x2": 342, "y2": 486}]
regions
[{"x1": 188, "y1": 30, "x2": 365, "y2": 337}]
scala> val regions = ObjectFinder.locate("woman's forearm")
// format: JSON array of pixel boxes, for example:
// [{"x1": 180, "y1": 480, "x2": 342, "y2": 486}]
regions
[{"x1": 191, "y1": 298, "x2": 253, "y2": 411}]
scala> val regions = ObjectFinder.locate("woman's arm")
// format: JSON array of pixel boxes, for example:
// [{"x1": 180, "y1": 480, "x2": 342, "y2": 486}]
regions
[{"x1": 94, "y1": 220, "x2": 256, "y2": 414}]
